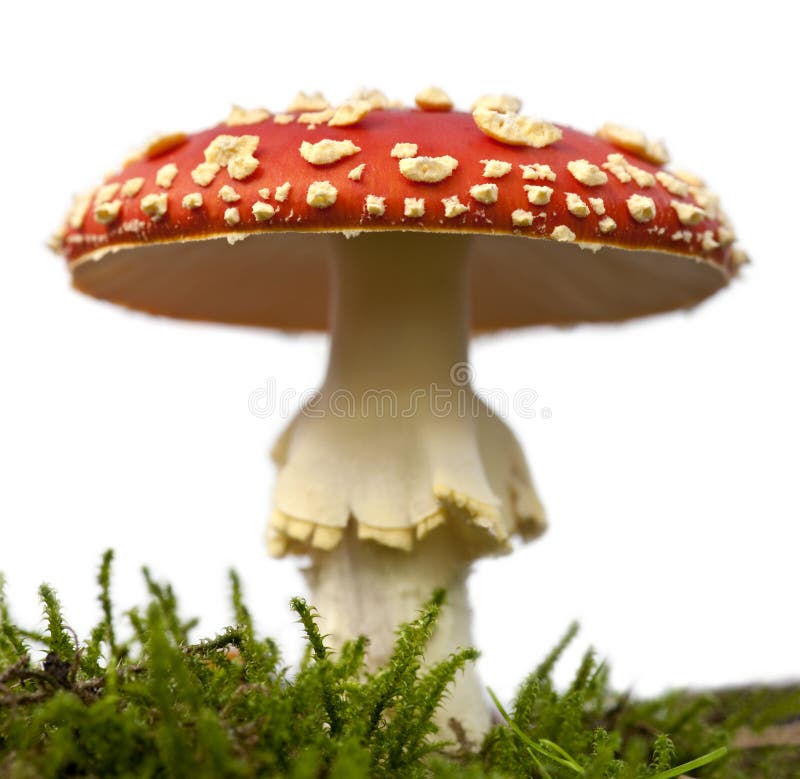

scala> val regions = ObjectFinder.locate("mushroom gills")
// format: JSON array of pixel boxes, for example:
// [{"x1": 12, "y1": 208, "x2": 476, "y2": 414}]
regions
[{"x1": 267, "y1": 232, "x2": 546, "y2": 557}]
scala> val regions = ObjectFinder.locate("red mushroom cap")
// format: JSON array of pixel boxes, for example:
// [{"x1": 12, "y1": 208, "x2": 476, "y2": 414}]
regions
[{"x1": 54, "y1": 100, "x2": 742, "y2": 330}]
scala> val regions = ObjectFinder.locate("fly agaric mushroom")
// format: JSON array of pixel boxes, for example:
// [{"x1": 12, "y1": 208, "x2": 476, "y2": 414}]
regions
[{"x1": 53, "y1": 89, "x2": 744, "y2": 740}]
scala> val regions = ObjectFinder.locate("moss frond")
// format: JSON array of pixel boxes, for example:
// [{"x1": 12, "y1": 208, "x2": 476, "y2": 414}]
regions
[
  {"x1": 37, "y1": 584, "x2": 74, "y2": 661},
  {"x1": 0, "y1": 574, "x2": 27, "y2": 660}
]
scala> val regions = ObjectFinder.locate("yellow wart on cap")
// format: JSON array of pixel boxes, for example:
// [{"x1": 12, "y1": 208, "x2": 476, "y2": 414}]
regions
[
  {"x1": 520, "y1": 163, "x2": 556, "y2": 181},
  {"x1": 95, "y1": 183, "x2": 120, "y2": 205},
  {"x1": 141, "y1": 193, "x2": 168, "y2": 221},
  {"x1": 732, "y1": 246, "x2": 749, "y2": 266},
  {"x1": 551, "y1": 225, "x2": 576, "y2": 242},
  {"x1": 442, "y1": 196, "x2": 469, "y2": 218},
  {"x1": 674, "y1": 169, "x2": 706, "y2": 187},
  {"x1": 391, "y1": 142, "x2": 418, "y2": 159},
  {"x1": 122, "y1": 132, "x2": 187, "y2": 168},
  {"x1": 300, "y1": 139, "x2": 361, "y2": 165},
  {"x1": 599, "y1": 216, "x2": 617, "y2": 233},
  {"x1": 143, "y1": 132, "x2": 187, "y2": 160},
  {"x1": 512, "y1": 209, "x2": 534, "y2": 227},
  {"x1": 671, "y1": 200, "x2": 705, "y2": 226},
  {"x1": 350, "y1": 87, "x2": 390, "y2": 109},
  {"x1": 469, "y1": 183, "x2": 498, "y2": 204},
  {"x1": 690, "y1": 187, "x2": 720, "y2": 219},
  {"x1": 524, "y1": 185, "x2": 553, "y2": 206},
  {"x1": 701, "y1": 230, "x2": 720, "y2": 251},
  {"x1": 94, "y1": 199, "x2": 122, "y2": 225},
  {"x1": 625, "y1": 163, "x2": 654, "y2": 188},
  {"x1": 589, "y1": 197, "x2": 605, "y2": 215},
  {"x1": 328, "y1": 100, "x2": 372, "y2": 127},
  {"x1": 481, "y1": 159, "x2": 512, "y2": 178},
  {"x1": 252, "y1": 201, "x2": 276, "y2": 221},
  {"x1": 298, "y1": 109, "x2": 336, "y2": 127},
  {"x1": 602, "y1": 154, "x2": 631, "y2": 183},
  {"x1": 365, "y1": 194, "x2": 386, "y2": 216},
  {"x1": 567, "y1": 160, "x2": 607, "y2": 187},
  {"x1": 717, "y1": 225, "x2": 736, "y2": 245},
  {"x1": 67, "y1": 190, "x2": 94, "y2": 229},
  {"x1": 472, "y1": 108, "x2": 562, "y2": 148},
  {"x1": 348, "y1": 163, "x2": 366, "y2": 181},
  {"x1": 226, "y1": 105, "x2": 270, "y2": 126},
  {"x1": 415, "y1": 86, "x2": 453, "y2": 111},
  {"x1": 191, "y1": 162, "x2": 220, "y2": 187},
  {"x1": 203, "y1": 135, "x2": 259, "y2": 181},
  {"x1": 288, "y1": 91, "x2": 330, "y2": 112},
  {"x1": 626, "y1": 194, "x2": 656, "y2": 223},
  {"x1": 404, "y1": 197, "x2": 425, "y2": 217},
  {"x1": 471, "y1": 93, "x2": 522, "y2": 113},
  {"x1": 602, "y1": 153, "x2": 654, "y2": 187},
  {"x1": 656, "y1": 170, "x2": 689, "y2": 198},
  {"x1": 182, "y1": 192, "x2": 203, "y2": 209},
  {"x1": 218, "y1": 185, "x2": 241, "y2": 203},
  {"x1": 121, "y1": 177, "x2": 145, "y2": 198},
  {"x1": 307, "y1": 181, "x2": 338, "y2": 209},
  {"x1": 228, "y1": 157, "x2": 258, "y2": 180},
  {"x1": 155, "y1": 163, "x2": 179, "y2": 189},
  {"x1": 399, "y1": 155, "x2": 459, "y2": 183},
  {"x1": 596, "y1": 122, "x2": 670, "y2": 165},
  {"x1": 566, "y1": 193, "x2": 590, "y2": 218}
]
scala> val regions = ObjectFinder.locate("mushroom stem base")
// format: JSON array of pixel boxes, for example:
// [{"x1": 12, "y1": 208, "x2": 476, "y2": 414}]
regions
[{"x1": 304, "y1": 525, "x2": 490, "y2": 743}]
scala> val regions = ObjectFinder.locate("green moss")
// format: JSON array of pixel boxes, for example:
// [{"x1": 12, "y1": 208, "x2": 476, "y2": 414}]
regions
[{"x1": 0, "y1": 553, "x2": 797, "y2": 777}]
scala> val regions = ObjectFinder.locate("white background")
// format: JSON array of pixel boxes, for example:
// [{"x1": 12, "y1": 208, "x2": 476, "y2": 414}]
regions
[{"x1": 1, "y1": 1, "x2": 798, "y2": 703}]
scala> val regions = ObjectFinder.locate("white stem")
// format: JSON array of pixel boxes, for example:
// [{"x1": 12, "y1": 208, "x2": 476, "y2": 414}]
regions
[
  {"x1": 305, "y1": 525, "x2": 489, "y2": 743},
  {"x1": 326, "y1": 233, "x2": 469, "y2": 392},
  {"x1": 268, "y1": 233, "x2": 547, "y2": 741}
]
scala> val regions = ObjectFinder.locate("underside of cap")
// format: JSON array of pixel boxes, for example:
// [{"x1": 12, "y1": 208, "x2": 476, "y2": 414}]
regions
[
  {"x1": 71, "y1": 231, "x2": 727, "y2": 330},
  {"x1": 57, "y1": 103, "x2": 741, "y2": 330}
]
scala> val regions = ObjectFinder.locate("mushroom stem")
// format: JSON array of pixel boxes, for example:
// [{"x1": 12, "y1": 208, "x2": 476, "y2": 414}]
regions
[
  {"x1": 273, "y1": 233, "x2": 545, "y2": 551},
  {"x1": 326, "y1": 233, "x2": 470, "y2": 395},
  {"x1": 320, "y1": 234, "x2": 485, "y2": 738},
  {"x1": 270, "y1": 233, "x2": 546, "y2": 740},
  {"x1": 306, "y1": 524, "x2": 489, "y2": 742}
]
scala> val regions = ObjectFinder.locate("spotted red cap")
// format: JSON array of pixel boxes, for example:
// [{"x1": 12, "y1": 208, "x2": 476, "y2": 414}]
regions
[{"x1": 53, "y1": 90, "x2": 744, "y2": 330}]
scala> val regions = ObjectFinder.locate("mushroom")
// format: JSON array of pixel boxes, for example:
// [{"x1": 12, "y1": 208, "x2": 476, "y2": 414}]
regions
[{"x1": 53, "y1": 90, "x2": 743, "y2": 740}]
